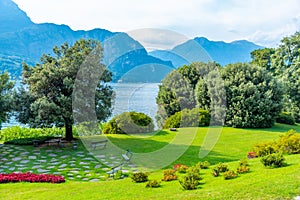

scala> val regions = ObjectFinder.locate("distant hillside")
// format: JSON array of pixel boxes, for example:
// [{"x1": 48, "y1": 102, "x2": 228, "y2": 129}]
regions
[
  {"x1": 0, "y1": 0, "x2": 262, "y2": 82},
  {"x1": 150, "y1": 37, "x2": 263, "y2": 68}
]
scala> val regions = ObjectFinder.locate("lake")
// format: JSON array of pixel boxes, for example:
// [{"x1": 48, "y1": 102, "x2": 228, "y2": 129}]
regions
[{"x1": 2, "y1": 83, "x2": 160, "y2": 128}]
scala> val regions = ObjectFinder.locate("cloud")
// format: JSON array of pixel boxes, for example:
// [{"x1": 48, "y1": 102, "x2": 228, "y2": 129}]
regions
[{"x1": 13, "y1": 0, "x2": 300, "y2": 47}]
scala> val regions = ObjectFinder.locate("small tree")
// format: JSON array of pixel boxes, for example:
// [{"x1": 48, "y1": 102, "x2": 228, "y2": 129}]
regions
[{"x1": 18, "y1": 39, "x2": 113, "y2": 140}]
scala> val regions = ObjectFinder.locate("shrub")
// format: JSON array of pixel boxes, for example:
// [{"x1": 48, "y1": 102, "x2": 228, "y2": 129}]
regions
[
  {"x1": 252, "y1": 141, "x2": 278, "y2": 157},
  {"x1": 223, "y1": 170, "x2": 238, "y2": 180},
  {"x1": 239, "y1": 158, "x2": 249, "y2": 167},
  {"x1": 260, "y1": 153, "x2": 286, "y2": 168},
  {"x1": 103, "y1": 112, "x2": 154, "y2": 134},
  {"x1": 237, "y1": 165, "x2": 250, "y2": 174},
  {"x1": 211, "y1": 163, "x2": 228, "y2": 177},
  {"x1": 163, "y1": 108, "x2": 210, "y2": 129},
  {"x1": 0, "y1": 126, "x2": 66, "y2": 142},
  {"x1": 131, "y1": 172, "x2": 148, "y2": 183},
  {"x1": 146, "y1": 180, "x2": 161, "y2": 188},
  {"x1": 162, "y1": 169, "x2": 177, "y2": 181},
  {"x1": 173, "y1": 164, "x2": 189, "y2": 173},
  {"x1": 196, "y1": 161, "x2": 210, "y2": 169},
  {"x1": 276, "y1": 112, "x2": 295, "y2": 125},
  {"x1": 179, "y1": 166, "x2": 202, "y2": 190},
  {"x1": 277, "y1": 130, "x2": 300, "y2": 154}
]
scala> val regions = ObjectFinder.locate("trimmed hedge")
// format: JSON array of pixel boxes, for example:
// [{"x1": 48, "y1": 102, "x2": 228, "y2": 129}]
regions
[
  {"x1": 164, "y1": 108, "x2": 210, "y2": 129},
  {"x1": 103, "y1": 112, "x2": 154, "y2": 134},
  {"x1": 276, "y1": 112, "x2": 295, "y2": 125}
]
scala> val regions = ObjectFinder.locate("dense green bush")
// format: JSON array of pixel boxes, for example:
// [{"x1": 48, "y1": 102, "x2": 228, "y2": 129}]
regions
[
  {"x1": 179, "y1": 166, "x2": 202, "y2": 190},
  {"x1": 260, "y1": 153, "x2": 286, "y2": 168},
  {"x1": 196, "y1": 161, "x2": 210, "y2": 169},
  {"x1": 162, "y1": 169, "x2": 177, "y2": 181},
  {"x1": 223, "y1": 170, "x2": 238, "y2": 180},
  {"x1": 131, "y1": 172, "x2": 148, "y2": 183},
  {"x1": 252, "y1": 141, "x2": 278, "y2": 157},
  {"x1": 277, "y1": 130, "x2": 300, "y2": 154},
  {"x1": 222, "y1": 63, "x2": 283, "y2": 128},
  {"x1": 0, "y1": 126, "x2": 69, "y2": 142},
  {"x1": 145, "y1": 180, "x2": 161, "y2": 188},
  {"x1": 276, "y1": 112, "x2": 295, "y2": 125},
  {"x1": 103, "y1": 112, "x2": 154, "y2": 134},
  {"x1": 163, "y1": 108, "x2": 210, "y2": 129}
]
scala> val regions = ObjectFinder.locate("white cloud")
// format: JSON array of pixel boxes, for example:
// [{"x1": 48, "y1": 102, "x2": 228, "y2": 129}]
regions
[{"x1": 12, "y1": 0, "x2": 300, "y2": 47}]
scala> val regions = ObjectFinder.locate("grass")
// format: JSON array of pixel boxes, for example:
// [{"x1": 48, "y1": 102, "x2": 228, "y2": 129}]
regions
[{"x1": 0, "y1": 123, "x2": 300, "y2": 199}]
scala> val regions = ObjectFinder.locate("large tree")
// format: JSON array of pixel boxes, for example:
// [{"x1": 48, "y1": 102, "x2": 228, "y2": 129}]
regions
[
  {"x1": 0, "y1": 72, "x2": 14, "y2": 129},
  {"x1": 18, "y1": 39, "x2": 113, "y2": 140},
  {"x1": 222, "y1": 63, "x2": 283, "y2": 128}
]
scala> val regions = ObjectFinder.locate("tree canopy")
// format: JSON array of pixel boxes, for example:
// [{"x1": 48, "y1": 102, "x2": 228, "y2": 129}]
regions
[
  {"x1": 0, "y1": 71, "x2": 14, "y2": 129},
  {"x1": 15, "y1": 39, "x2": 113, "y2": 140}
]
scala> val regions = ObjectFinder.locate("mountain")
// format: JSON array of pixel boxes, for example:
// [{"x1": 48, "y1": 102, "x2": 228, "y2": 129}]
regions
[
  {"x1": 0, "y1": 0, "x2": 262, "y2": 82},
  {"x1": 149, "y1": 37, "x2": 263, "y2": 67}
]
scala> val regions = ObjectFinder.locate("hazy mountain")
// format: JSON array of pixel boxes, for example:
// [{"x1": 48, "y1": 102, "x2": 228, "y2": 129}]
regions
[{"x1": 150, "y1": 37, "x2": 263, "y2": 67}]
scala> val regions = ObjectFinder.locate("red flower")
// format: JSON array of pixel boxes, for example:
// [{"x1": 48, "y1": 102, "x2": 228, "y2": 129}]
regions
[{"x1": 0, "y1": 172, "x2": 65, "y2": 184}]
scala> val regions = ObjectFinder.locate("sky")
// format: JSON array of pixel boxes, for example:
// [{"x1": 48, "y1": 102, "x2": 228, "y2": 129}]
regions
[{"x1": 13, "y1": 0, "x2": 300, "y2": 47}]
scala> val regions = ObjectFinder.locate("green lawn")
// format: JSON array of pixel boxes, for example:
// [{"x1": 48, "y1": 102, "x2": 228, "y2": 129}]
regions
[{"x1": 1, "y1": 124, "x2": 300, "y2": 200}]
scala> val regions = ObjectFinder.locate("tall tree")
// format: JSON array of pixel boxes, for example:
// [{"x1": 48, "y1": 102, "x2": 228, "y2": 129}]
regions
[
  {"x1": 0, "y1": 72, "x2": 14, "y2": 129},
  {"x1": 222, "y1": 63, "x2": 283, "y2": 128},
  {"x1": 20, "y1": 39, "x2": 113, "y2": 140},
  {"x1": 250, "y1": 48, "x2": 275, "y2": 72}
]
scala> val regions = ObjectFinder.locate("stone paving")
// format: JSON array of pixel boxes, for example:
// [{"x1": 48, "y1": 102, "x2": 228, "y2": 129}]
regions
[{"x1": 0, "y1": 144, "x2": 137, "y2": 182}]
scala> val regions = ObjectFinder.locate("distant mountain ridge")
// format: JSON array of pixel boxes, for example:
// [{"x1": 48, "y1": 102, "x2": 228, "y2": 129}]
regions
[{"x1": 0, "y1": 0, "x2": 262, "y2": 82}]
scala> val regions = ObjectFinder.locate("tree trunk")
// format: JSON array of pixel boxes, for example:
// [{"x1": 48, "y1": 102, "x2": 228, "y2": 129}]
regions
[{"x1": 65, "y1": 121, "x2": 73, "y2": 141}]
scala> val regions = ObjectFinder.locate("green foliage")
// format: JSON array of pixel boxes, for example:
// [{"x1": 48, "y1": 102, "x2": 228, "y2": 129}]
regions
[
  {"x1": 250, "y1": 48, "x2": 276, "y2": 72},
  {"x1": 196, "y1": 161, "x2": 210, "y2": 169},
  {"x1": 103, "y1": 112, "x2": 154, "y2": 134},
  {"x1": 163, "y1": 108, "x2": 210, "y2": 128},
  {"x1": 179, "y1": 166, "x2": 202, "y2": 190},
  {"x1": 238, "y1": 158, "x2": 249, "y2": 167},
  {"x1": 0, "y1": 71, "x2": 14, "y2": 127},
  {"x1": 236, "y1": 165, "x2": 250, "y2": 174},
  {"x1": 156, "y1": 62, "x2": 223, "y2": 128},
  {"x1": 222, "y1": 63, "x2": 283, "y2": 128},
  {"x1": 252, "y1": 141, "x2": 278, "y2": 157},
  {"x1": 276, "y1": 112, "x2": 295, "y2": 125},
  {"x1": 145, "y1": 180, "x2": 161, "y2": 188},
  {"x1": 17, "y1": 39, "x2": 113, "y2": 140},
  {"x1": 131, "y1": 172, "x2": 148, "y2": 183},
  {"x1": 0, "y1": 126, "x2": 67, "y2": 142},
  {"x1": 211, "y1": 163, "x2": 229, "y2": 177},
  {"x1": 162, "y1": 169, "x2": 177, "y2": 181},
  {"x1": 212, "y1": 163, "x2": 228, "y2": 176},
  {"x1": 260, "y1": 153, "x2": 286, "y2": 168},
  {"x1": 223, "y1": 170, "x2": 238, "y2": 180},
  {"x1": 277, "y1": 130, "x2": 300, "y2": 154}
]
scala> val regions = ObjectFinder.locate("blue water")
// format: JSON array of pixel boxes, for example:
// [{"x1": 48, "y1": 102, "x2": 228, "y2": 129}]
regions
[{"x1": 2, "y1": 83, "x2": 160, "y2": 128}]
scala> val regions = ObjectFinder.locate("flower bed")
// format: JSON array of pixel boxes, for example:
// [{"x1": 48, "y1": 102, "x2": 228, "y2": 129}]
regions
[{"x1": 0, "y1": 172, "x2": 65, "y2": 183}]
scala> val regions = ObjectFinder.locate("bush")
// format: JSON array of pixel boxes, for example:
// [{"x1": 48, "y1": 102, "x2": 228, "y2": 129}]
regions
[
  {"x1": 162, "y1": 169, "x2": 177, "y2": 181},
  {"x1": 260, "y1": 153, "x2": 286, "y2": 168},
  {"x1": 211, "y1": 163, "x2": 228, "y2": 177},
  {"x1": 0, "y1": 126, "x2": 67, "y2": 143},
  {"x1": 179, "y1": 166, "x2": 202, "y2": 190},
  {"x1": 239, "y1": 158, "x2": 249, "y2": 167},
  {"x1": 252, "y1": 141, "x2": 278, "y2": 157},
  {"x1": 277, "y1": 130, "x2": 300, "y2": 154},
  {"x1": 146, "y1": 180, "x2": 161, "y2": 188},
  {"x1": 0, "y1": 172, "x2": 65, "y2": 183},
  {"x1": 276, "y1": 112, "x2": 295, "y2": 125},
  {"x1": 103, "y1": 112, "x2": 154, "y2": 134},
  {"x1": 4, "y1": 136, "x2": 54, "y2": 145},
  {"x1": 173, "y1": 164, "x2": 189, "y2": 173},
  {"x1": 237, "y1": 165, "x2": 250, "y2": 174},
  {"x1": 196, "y1": 161, "x2": 210, "y2": 169},
  {"x1": 223, "y1": 170, "x2": 238, "y2": 180},
  {"x1": 163, "y1": 108, "x2": 210, "y2": 129},
  {"x1": 131, "y1": 172, "x2": 148, "y2": 183}
]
